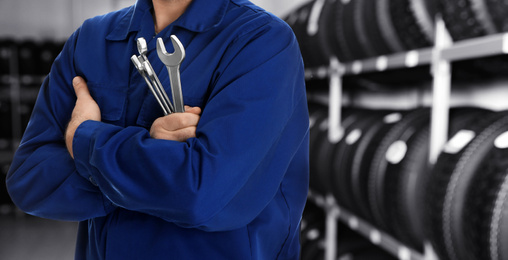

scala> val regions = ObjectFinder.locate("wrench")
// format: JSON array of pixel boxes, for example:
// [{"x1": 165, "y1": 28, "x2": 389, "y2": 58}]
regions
[
  {"x1": 143, "y1": 60, "x2": 175, "y2": 114},
  {"x1": 157, "y1": 35, "x2": 185, "y2": 113},
  {"x1": 131, "y1": 55, "x2": 170, "y2": 115},
  {"x1": 136, "y1": 37, "x2": 174, "y2": 114}
]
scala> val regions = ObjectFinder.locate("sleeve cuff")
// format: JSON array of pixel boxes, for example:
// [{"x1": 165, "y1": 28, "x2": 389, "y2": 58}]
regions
[
  {"x1": 72, "y1": 120, "x2": 118, "y2": 213},
  {"x1": 73, "y1": 120, "x2": 104, "y2": 181}
]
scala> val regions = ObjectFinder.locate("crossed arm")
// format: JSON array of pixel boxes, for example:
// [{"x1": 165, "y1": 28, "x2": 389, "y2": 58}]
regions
[
  {"x1": 65, "y1": 76, "x2": 202, "y2": 158},
  {"x1": 8, "y1": 21, "x2": 308, "y2": 228}
]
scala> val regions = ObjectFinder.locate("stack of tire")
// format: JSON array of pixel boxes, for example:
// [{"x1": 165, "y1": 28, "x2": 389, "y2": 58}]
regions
[
  {"x1": 0, "y1": 38, "x2": 64, "y2": 136},
  {"x1": 287, "y1": 0, "x2": 508, "y2": 80},
  {"x1": 301, "y1": 0, "x2": 508, "y2": 258},
  {"x1": 300, "y1": 200, "x2": 398, "y2": 260},
  {"x1": 309, "y1": 104, "x2": 431, "y2": 250},
  {"x1": 0, "y1": 38, "x2": 63, "y2": 211},
  {"x1": 426, "y1": 110, "x2": 508, "y2": 260},
  {"x1": 1, "y1": 38, "x2": 63, "y2": 77},
  {"x1": 308, "y1": 103, "x2": 508, "y2": 255},
  {"x1": 0, "y1": 39, "x2": 15, "y2": 209},
  {"x1": 284, "y1": 0, "x2": 437, "y2": 88},
  {"x1": 284, "y1": 0, "x2": 436, "y2": 66}
]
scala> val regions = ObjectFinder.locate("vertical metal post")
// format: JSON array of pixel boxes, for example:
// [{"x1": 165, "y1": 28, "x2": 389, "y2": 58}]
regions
[
  {"x1": 328, "y1": 57, "x2": 344, "y2": 143},
  {"x1": 429, "y1": 17, "x2": 452, "y2": 165},
  {"x1": 9, "y1": 45, "x2": 21, "y2": 152},
  {"x1": 325, "y1": 195, "x2": 339, "y2": 260},
  {"x1": 424, "y1": 242, "x2": 440, "y2": 260},
  {"x1": 427, "y1": 15, "x2": 453, "y2": 260}
]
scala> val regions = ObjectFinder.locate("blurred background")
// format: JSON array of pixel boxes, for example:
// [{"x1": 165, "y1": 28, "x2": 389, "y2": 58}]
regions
[{"x1": 4, "y1": 0, "x2": 508, "y2": 260}]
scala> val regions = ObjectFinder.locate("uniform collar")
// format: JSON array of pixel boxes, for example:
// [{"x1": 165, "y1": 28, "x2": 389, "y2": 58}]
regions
[{"x1": 107, "y1": 0, "x2": 229, "y2": 41}]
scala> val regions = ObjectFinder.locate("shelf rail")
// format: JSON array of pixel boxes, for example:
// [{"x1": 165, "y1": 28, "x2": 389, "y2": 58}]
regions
[{"x1": 305, "y1": 31, "x2": 508, "y2": 79}]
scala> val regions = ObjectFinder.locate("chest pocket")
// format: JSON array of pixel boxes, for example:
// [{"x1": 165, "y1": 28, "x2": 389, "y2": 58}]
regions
[{"x1": 87, "y1": 82, "x2": 128, "y2": 123}]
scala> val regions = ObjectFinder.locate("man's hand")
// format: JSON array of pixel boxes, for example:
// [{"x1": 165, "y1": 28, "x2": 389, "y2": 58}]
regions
[
  {"x1": 66, "y1": 76, "x2": 101, "y2": 158},
  {"x1": 150, "y1": 106, "x2": 202, "y2": 142}
]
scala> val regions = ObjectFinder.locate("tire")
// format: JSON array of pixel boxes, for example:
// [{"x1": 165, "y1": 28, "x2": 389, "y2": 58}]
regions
[
  {"x1": 314, "y1": 109, "x2": 358, "y2": 195},
  {"x1": 285, "y1": 0, "x2": 335, "y2": 67},
  {"x1": 425, "y1": 110, "x2": 508, "y2": 260},
  {"x1": 308, "y1": 103, "x2": 328, "y2": 193},
  {"x1": 389, "y1": 107, "x2": 488, "y2": 249},
  {"x1": 368, "y1": 108, "x2": 430, "y2": 233},
  {"x1": 331, "y1": 110, "x2": 386, "y2": 214},
  {"x1": 356, "y1": 0, "x2": 393, "y2": 57},
  {"x1": 442, "y1": 113, "x2": 508, "y2": 260},
  {"x1": 389, "y1": 0, "x2": 436, "y2": 50},
  {"x1": 350, "y1": 111, "x2": 405, "y2": 222}
]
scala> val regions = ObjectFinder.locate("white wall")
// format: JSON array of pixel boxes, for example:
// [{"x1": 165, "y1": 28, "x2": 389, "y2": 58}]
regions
[
  {"x1": 0, "y1": 0, "x2": 307, "y2": 41},
  {"x1": 0, "y1": 0, "x2": 134, "y2": 40},
  {"x1": 251, "y1": 0, "x2": 308, "y2": 18}
]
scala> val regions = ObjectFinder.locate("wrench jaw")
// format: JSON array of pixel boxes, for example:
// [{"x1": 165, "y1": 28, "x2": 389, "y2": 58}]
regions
[
  {"x1": 156, "y1": 36, "x2": 185, "y2": 66},
  {"x1": 131, "y1": 55, "x2": 144, "y2": 74},
  {"x1": 137, "y1": 37, "x2": 148, "y2": 61}
]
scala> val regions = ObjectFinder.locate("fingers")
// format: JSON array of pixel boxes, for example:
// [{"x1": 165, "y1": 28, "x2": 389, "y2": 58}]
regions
[
  {"x1": 151, "y1": 126, "x2": 197, "y2": 142},
  {"x1": 153, "y1": 112, "x2": 200, "y2": 132},
  {"x1": 150, "y1": 111, "x2": 201, "y2": 141},
  {"x1": 72, "y1": 76, "x2": 92, "y2": 99},
  {"x1": 184, "y1": 105, "x2": 202, "y2": 115},
  {"x1": 170, "y1": 126, "x2": 197, "y2": 141}
]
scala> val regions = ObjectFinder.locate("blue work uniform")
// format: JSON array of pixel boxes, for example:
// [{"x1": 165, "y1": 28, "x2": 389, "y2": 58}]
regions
[{"x1": 6, "y1": 0, "x2": 309, "y2": 259}]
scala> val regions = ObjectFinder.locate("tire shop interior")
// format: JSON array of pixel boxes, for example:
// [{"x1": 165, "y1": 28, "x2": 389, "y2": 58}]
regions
[{"x1": 2, "y1": 0, "x2": 508, "y2": 259}]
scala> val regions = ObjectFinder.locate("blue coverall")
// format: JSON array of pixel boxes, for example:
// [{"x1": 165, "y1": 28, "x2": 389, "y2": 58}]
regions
[{"x1": 6, "y1": 0, "x2": 310, "y2": 259}]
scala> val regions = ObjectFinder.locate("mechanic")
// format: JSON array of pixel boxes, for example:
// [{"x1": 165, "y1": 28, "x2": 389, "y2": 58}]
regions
[{"x1": 6, "y1": 0, "x2": 309, "y2": 259}]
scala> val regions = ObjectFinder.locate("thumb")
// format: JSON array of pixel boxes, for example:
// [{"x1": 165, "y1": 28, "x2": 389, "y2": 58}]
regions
[{"x1": 73, "y1": 76, "x2": 91, "y2": 99}]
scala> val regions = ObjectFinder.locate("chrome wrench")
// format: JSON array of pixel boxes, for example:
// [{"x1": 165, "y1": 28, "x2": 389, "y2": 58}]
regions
[
  {"x1": 136, "y1": 37, "x2": 174, "y2": 114},
  {"x1": 131, "y1": 55, "x2": 170, "y2": 115},
  {"x1": 157, "y1": 35, "x2": 185, "y2": 113}
]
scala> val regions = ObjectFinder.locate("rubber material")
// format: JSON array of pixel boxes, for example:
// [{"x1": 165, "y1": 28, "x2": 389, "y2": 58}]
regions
[{"x1": 368, "y1": 108, "x2": 430, "y2": 233}]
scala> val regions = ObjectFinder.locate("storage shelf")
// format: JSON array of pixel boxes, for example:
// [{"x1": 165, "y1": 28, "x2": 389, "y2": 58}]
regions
[
  {"x1": 307, "y1": 191, "x2": 427, "y2": 260},
  {"x1": 0, "y1": 75, "x2": 46, "y2": 86},
  {"x1": 302, "y1": 19, "x2": 508, "y2": 260},
  {"x1": 305, "y1": 32, "x2": 508, "y2": 79}
]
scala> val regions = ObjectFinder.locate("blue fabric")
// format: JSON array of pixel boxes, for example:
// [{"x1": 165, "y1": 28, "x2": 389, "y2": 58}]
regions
[{"x1": 7, "y1": 0, "x2": 309, "y2": 259}]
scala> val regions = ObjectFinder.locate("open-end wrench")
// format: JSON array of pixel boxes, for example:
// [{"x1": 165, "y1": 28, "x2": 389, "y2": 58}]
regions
[
  {"x1": 131, "y1": 55, "x2": 170, "y2": 115},
  {"x1": 157, "y1": 35, "x2": 185, "y2": 113},
  {"x1": 136, "y1": 37, "x2": 174, "y2": 114}
]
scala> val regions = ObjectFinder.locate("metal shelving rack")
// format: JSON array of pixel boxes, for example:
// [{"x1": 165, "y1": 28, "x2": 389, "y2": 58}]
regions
[
  {"x1": 307, "y1": 191, "x2": 426, "y2": 260},
  {"x1": 1, "y1": 42, "x2": 48, "y2": 214},
  {"x1": 305, "y1": 18, "x2": 508, "y2": 260},
  {"x1": 2, "y1": 46, "x2": 45, "y2": 152}
]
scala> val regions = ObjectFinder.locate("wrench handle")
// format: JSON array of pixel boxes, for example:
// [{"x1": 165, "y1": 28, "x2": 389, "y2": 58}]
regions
[
  {"x1": 168, "y1": 65, "x2": 185, "y2": 113},
  {"x1": 131, "y1": 55, "x2": 170, "y2": 115},
  {"x1": 143, "y1": 76, "x2": 170, "y2": 116},
  {"x1": 143, "y1": 61, "x2": 175, "y2": 114}
]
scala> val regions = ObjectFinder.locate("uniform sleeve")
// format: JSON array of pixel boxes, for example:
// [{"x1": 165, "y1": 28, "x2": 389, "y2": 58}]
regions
[
  {"x1": 72, "y1": 20, "x2": 309, "y2": 231},
  {"x1": 6, "y1": 28, "x2": 116, "y2": 221}
]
